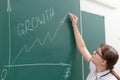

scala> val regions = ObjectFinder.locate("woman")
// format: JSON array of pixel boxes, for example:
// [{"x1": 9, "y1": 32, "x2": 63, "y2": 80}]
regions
[{"x1": 69, "y1": 13, "x2": 120, "y2": 80}]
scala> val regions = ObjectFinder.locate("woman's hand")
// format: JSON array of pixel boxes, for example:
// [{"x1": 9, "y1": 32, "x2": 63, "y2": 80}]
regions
[{"x1": 69, "y1": 13, "x2": 78, "y2": 28}]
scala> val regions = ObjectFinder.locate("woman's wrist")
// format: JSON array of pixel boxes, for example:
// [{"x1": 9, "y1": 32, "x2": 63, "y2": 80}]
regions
[{"x1": 72, "y1": 25, "x2": 78, "y2": 30}]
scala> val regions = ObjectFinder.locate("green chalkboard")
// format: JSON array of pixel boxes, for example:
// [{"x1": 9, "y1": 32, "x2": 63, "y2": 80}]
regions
[
  {"x1": 0, "y1": 0, "x2": 82, "y2": 80},
  {"x1": 81, "y1": 11, "x2": 105, "y2": 79}
]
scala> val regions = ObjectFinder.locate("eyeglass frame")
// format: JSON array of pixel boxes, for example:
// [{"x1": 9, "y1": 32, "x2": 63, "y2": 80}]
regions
[{"x1": 93, "y1": 49, "x2": 103, "y2": 59}]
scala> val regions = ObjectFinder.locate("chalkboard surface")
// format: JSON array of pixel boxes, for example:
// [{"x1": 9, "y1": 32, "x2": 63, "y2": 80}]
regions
[{"x1": 0, "y1": 0, "x2": 82, "y2": 80}]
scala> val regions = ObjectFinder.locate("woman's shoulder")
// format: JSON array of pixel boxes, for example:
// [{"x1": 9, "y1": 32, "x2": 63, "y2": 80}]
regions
[
  {"x1": 89, "y1": 60, "x2": 96, "y2": 71},
  {"x1": 102, "y1": 73, "x2": 117, "y2": 80}
]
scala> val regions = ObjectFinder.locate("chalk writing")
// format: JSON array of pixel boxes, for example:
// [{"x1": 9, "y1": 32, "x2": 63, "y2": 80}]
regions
[
  {"x1": 64, "y1": 63, "x2": 72, "y2": 80},
  {"x1": 17, "y1": 7, "x2": 55, "y2": 36},
  {"x1": 1, "y1": 69, "x2": 7, "y2": 80}
]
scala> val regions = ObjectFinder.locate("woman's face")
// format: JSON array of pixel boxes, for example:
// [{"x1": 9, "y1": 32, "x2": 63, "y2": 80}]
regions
[{"x1": 92, "y1": 48, "x2": 106, "y2": 66}]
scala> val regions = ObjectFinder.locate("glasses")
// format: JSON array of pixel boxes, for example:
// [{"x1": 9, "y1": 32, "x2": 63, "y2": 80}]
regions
[{"x1": 93, "y1": 49, "x2": 103, "y2": 58}]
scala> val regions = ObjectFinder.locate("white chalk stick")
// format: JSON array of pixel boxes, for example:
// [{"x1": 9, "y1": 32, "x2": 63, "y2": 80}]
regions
[{"x1": 68, "y1": 12, "x2": 72, "y2": 15}]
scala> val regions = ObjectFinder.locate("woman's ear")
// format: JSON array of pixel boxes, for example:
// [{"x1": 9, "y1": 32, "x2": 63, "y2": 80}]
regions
[{"x1": 101, "y1": 59, "x2": 107, "y2": 66}]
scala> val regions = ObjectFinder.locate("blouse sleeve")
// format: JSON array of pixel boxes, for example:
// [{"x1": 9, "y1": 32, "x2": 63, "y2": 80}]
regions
[{"x1": 89, "y1": 60, "x2": 96, "y2": 72}]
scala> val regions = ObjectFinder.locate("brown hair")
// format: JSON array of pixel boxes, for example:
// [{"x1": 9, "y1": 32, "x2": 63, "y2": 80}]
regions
[{"x1": 100, "y1": 43, "x2": 120, "y2": 80}]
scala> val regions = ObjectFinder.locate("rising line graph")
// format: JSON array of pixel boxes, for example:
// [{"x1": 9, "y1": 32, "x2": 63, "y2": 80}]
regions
[
  {"x1": 10, "y1": 14, "x2": 68, "y2": 65},
  {"x1": 1, "y1": 0, "x2": 72, "y2": 80},
  {"x1": 4, "y1": 5, "x2": 71, "y2": 80}
]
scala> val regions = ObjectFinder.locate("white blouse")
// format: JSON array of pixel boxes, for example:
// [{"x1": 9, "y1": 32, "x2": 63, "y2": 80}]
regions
[{"x1": 86, "y1": 61, "x2": 117, "y2": 80}]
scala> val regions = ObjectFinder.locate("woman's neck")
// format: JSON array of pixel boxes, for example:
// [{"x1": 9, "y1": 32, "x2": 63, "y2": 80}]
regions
[{"x1": 96, "y1": 66, "x2": 107, "y2": 72}]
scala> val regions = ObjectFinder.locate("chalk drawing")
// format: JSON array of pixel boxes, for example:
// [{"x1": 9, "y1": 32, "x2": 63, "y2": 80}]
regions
[
  {"x1": 17, "y1": 8, "x2": 55, "y2": 36},
  {"x1": 2, "y1": 0, "x2": 72, "y2": 80},
  {"x1": 1, "y1": 69, "x2": 7, "y2": 80},
  {"x1": 11, "y1": 13, "x2": 67, "y2": 65},
  {"x1": 7, "y1": 0, "x2": 12, "y2": 68}
]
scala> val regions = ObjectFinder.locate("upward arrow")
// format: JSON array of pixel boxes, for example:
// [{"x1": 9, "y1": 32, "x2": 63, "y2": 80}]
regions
[
  {"x1": 7, "y1": 0, "x2": 12, "y2": 68},
  {"x1": 7, "y1": 0, "x2": 11, "y2": 12},
  {"x1": 11, "y1": 14, "x2": 68, "y2": 65}
]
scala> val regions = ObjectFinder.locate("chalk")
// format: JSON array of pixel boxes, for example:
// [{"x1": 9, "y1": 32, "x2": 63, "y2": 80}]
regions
[{"x1": 68, "y1": 12, "x2": 72, "y2": 16}]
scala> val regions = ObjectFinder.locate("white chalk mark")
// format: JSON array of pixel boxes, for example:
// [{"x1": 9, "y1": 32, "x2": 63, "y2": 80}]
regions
[
  {"x1": 7, "y1": 0, "x2": 12, "y2": 68},
  {"x1": 4, "y1": 62, "x2": 70, "y2": 68},
  {"x1": 64, "y1": 63, "x2": 72, "y2": 80},
  {"x1": 17, "y1": 8, "x2": 55, "y2": 36},
  {"x1": 7, "y1": 0, "x2": 11, "y2": 12},
  {"x1": 11, "y1": 14, "x2": 67, "y2": 65},
  {"x1": 1, "y1": 69, "x2": 7, "y2": 80}
]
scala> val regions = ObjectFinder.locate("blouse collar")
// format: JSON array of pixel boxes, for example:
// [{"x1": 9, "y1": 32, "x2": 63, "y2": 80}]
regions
[{"x1": 96, "y1": 69, "x2": 110, "y2": 79}]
